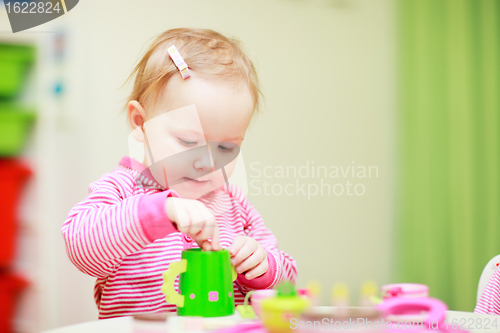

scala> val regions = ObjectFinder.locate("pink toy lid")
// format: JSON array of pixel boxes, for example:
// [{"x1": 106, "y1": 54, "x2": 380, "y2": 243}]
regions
[
  {"x1": 297, "y1": 288, "x2": 311, "y2": 297},
  {"x1": 381, "y1": 283, "x2": 429, "y2": 298}
]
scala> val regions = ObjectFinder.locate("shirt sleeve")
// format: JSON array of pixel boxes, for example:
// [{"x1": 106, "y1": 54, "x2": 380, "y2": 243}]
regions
[
  {"x1": 475, "y1": 267, "x2": 500, "y2": 315},
  {"x1": 229, "y1": 185, "x2": 298, "y2": 292},
  {"x1": 61, "y1": 171, "x2": 179, "y2": 279}
]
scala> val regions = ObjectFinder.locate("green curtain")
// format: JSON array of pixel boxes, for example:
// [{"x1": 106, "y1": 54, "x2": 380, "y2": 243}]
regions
[{"x1": 397, "y1": 0, "x2": 500, "y2": 311}]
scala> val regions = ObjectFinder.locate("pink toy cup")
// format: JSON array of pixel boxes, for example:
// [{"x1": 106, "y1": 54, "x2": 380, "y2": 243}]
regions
[
  {"x1": 381, "y1": 283, "x2": 429, "y2": 300},
  {"x1": 250, "y1": 290, "x2": 277, "y2": 318}
]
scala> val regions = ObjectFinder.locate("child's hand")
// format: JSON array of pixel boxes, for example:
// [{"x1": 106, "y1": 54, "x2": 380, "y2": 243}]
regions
[
  {"x1": 166, "y1": 197, "x2": 220, "y2": 251},
  {"x1": 229, "y1": 236, "x2": 268, "y2": 280}
]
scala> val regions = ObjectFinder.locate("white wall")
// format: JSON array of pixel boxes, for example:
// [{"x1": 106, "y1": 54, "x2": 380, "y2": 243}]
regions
[{"x1": 2, "y1": 0, "x2": 397, "y2": 330}]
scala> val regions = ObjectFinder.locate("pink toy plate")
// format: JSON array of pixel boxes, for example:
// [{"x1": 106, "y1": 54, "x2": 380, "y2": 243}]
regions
[{"x1": 214, "y1": 321, "x2": 265, "y2": 333}]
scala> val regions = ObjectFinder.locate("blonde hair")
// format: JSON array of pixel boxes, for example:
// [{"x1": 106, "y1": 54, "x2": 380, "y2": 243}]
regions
[{"x1": 123, "y1": 28, "x2": 263, "y2": 116}]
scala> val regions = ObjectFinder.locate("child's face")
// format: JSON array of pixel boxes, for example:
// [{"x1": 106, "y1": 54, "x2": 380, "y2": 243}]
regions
[{"x1": 130, "y1": 72, "x2": 254, "y2": 199}]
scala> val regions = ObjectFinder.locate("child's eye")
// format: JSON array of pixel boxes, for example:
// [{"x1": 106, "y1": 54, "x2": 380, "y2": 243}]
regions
[
  {"x1": 178, "y1": 138, "x2": 198, "y2": 147},
  {"x1": 218, "y1": 144, "x2": 233, "y2": 153}
]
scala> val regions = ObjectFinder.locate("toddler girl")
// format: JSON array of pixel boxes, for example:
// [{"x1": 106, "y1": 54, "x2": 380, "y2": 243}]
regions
[{"x1": 61, "y1": 28, "x2": 297, "y2": 319}]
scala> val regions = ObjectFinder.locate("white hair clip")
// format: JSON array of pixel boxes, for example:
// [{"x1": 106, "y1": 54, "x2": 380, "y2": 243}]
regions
[{"x1": 167, "y1": 45, "x2": 191, "y2": 79}]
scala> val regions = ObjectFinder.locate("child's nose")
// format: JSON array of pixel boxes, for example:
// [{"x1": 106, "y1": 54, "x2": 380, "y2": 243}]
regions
[{"x1": 193, "y1": 150, "x2": 213, "y2": 171}]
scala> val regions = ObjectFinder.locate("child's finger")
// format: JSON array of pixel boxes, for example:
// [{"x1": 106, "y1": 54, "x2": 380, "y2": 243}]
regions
[
  {"x1": 193, "y1": 220, "x2": 212, "y2": 244},
  {"x1": 229, "y1": 236, "x2": 246, "y2": 257},
  {"x1": 235, "y1": 249, "x2": 265, "y2": 274},
  {"x1": 200, "y1": 240, "x2": 213, "y2": 251},
  {"x1": 194, "y1": 220, "x2": 219, "y2": 251},
  {"x1": 189, "y1": 220, "x2": 204, "y2": 238},
  {"x1": 194, "y1": 205, "x2": 216, "y2": 238},
  {"x1": 231, "y1": 239, "x2": 255, "y2": 267},
  {"x1": 244, "y1": 259, "x2": 269, "y2": 280}
]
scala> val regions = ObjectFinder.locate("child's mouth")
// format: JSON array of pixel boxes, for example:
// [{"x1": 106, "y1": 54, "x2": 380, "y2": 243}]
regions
[{"x1": 182, "y1": 177, "x2": 209, "y2": 189}]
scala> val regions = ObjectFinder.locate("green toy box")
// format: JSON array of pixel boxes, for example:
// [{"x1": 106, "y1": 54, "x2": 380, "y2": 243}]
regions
[
  {"x1": 0, "y1": 44, "x2": 36, "y2": 98},
  {"x1": 0, "y1": 104, "x2": 36, "y2": 156}
]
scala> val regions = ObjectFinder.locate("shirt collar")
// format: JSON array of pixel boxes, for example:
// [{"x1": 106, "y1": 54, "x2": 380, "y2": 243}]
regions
[{"x1": 118, "y1": 156, "x2": 166, "y2": 190}]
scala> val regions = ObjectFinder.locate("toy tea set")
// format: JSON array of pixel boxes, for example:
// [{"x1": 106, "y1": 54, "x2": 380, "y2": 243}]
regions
[
  {"x1": 161, "y1": 248, "x2": 237, "y2": 317},
  {"x1": 161, "y1": 249, "x2": 466, "y2": 333}
]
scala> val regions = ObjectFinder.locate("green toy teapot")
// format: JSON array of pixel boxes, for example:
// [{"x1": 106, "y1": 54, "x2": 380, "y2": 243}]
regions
[{"x1": 161, "y1": 248, "x2": 237, "y2": 317}]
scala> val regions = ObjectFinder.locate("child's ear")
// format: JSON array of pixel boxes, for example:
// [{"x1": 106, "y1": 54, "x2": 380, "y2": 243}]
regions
[{"x1": 127, "y1": 101, "x2": 147, "y2": 142}]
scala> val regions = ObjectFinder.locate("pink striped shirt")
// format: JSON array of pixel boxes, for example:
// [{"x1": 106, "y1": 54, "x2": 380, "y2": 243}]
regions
[
  {"x1": 61, "y1": 156, "x2": 297, "y2": 319},
  {"x1": 475, "y1": 267, "x2": 500, "y2": 315}
]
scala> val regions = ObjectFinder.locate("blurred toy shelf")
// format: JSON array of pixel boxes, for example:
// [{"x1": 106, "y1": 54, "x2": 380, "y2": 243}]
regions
[{"x1": 0, "y1": 30, "x2": 65, "y2": 333}]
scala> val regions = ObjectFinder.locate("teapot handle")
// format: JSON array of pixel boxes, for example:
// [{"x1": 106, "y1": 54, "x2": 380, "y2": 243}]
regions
[{"x1": 161, "y1": 259, "x2": 187, "y2": 308}]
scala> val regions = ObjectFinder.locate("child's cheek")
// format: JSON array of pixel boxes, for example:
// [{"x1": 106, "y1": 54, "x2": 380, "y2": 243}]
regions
[{"x1": 209, "y1": 170, "x2": 226, "y2": 189}]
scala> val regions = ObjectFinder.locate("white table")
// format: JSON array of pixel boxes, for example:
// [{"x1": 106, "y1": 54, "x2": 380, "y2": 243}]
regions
[{"x1": 41, "y1": 310, "x2": 500, "y2": 333}]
